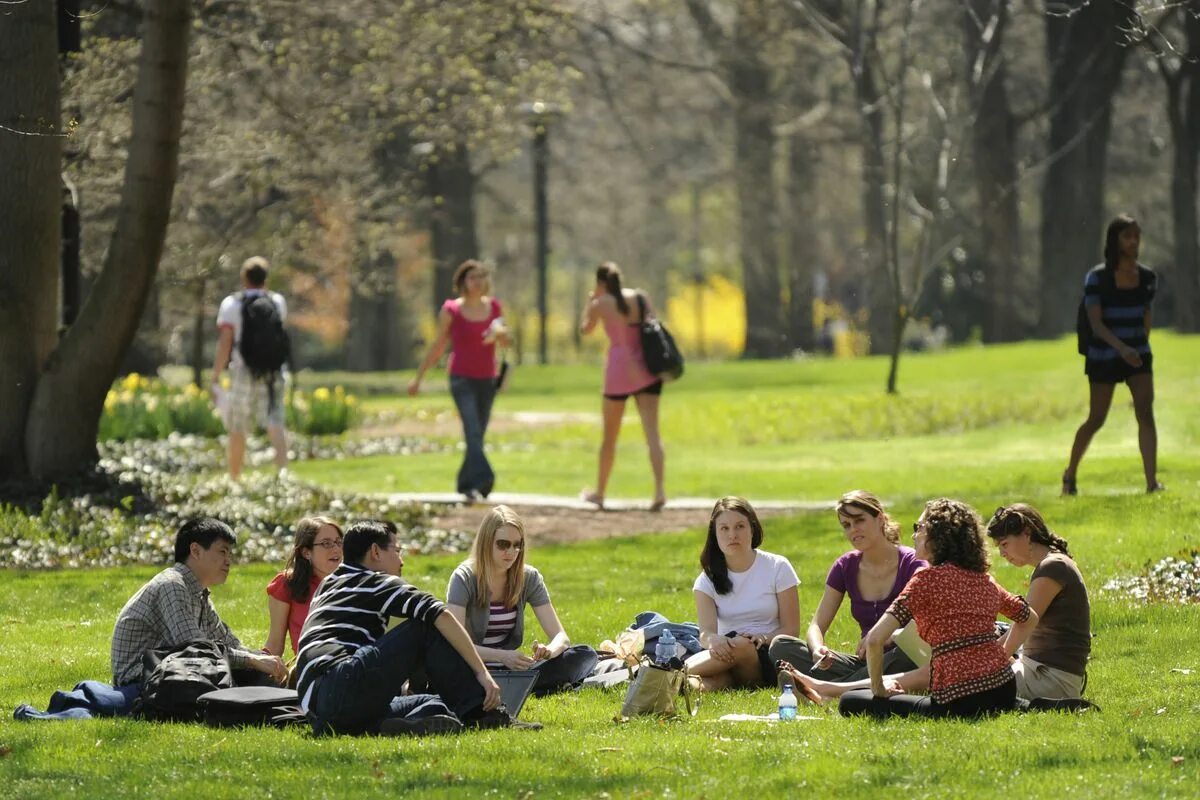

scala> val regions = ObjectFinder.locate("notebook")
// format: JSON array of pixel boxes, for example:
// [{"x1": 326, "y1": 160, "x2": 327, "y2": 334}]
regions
[{"x1": 491, "y1": 670, "x2": 539, "y2": 718}]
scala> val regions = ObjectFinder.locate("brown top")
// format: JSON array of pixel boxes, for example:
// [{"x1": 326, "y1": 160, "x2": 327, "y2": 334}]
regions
[{"x1": 1024, "y1": 553, "x2": 1091, "y2": 675}]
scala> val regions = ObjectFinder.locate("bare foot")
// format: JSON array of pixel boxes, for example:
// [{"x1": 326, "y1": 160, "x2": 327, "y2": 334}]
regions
[{"x1": 580, "y1": 490, "x2": 605, "y2": 510}]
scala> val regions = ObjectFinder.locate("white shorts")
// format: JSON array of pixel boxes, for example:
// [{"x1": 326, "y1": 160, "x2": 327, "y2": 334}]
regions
[
  {"x1": 226, "y1": 366, "x2": 286, "y2": 434},
  {"x1": 1012, "y1": 654, "x2": 1084, "y2": 700}
]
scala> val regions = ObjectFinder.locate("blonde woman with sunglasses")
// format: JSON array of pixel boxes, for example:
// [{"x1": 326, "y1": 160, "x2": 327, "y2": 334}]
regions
[{"x1": 446, "y1": 505, "x2": 598, "y2": 696}]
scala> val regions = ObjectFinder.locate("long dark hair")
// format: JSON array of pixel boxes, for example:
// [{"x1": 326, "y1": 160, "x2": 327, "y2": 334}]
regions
[
  {"x1": 284, "y1": 516, "x2": 342, "y2": 602},
  {"x1": 921, "y1": 498, "x2": 989, "y2": 573},
  {"x1": 700, "y1": 496, "x2": 765, "y2": 595},
  {"x1": 595, "y1": 261, "x2": 629, "y2": 315},
  {"x1": 986, "y1": 503, "x2": 1071, "y2": 557},
  {"x1": 1102, "y1": 214, "x2": 1138, "y2": 271}
]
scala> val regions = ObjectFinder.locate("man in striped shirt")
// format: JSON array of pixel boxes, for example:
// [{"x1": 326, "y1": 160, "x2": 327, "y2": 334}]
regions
[{"x1": 295, "y1": 520, "x2": 507, "y2": 735}]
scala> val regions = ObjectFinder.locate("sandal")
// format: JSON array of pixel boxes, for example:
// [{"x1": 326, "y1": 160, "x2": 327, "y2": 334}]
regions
[
  {"x1": 580, "y1": 490, "x2": 605, "y2": 510},
  {"x1": 1147, "y1": 482, "x2": 1167, "y2": 494},
  {"x1": 1061, "y1": 473, "x2": 1078, "y2": 497},
  {"x1": 649, "y1": 497, "x2": 666, "y2": 512}
]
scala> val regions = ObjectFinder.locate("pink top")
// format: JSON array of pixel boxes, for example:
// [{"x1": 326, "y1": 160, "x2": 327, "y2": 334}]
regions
[
  {"x1": 444, "y1": 297, "x2": 501, "y2": 379},
  {"x1": 603, "y1": 313, "x2": 658, "y2": 396},
  {"x1": 266, "y1": 571, "x2": 323, "y2": 656}
]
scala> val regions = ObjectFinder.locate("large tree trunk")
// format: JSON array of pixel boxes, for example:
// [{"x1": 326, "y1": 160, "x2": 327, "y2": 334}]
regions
[
  {"x1": 1037, "y1": 1, "x2": 1136, "y2": 336},
  {"x1": 857, "y1": 59, "x2": 892, "y2": 356},
  {"x1": 1163, "y1": 12, "x2": 1200, "y2": 333},
  {"x1": 345, "y1": 248, "x2": 408, "y2": 370},
  {"x1": 24, "y1": 0, "x2": 192, "y2": 478},
  {"x1": 732, "y1": 8, "x2": 783, "y2": 358},
  {"x1": 0, "y1": 1, "x2": 62, "y2": 480},
  {"x1": 429, "y1": 142, "x2": 479, "y2": 312},
  {"x1": 786, "y1": 132, "x2": 817, "y2": 352},
  {"x1": 964, "y1": 0, "x2": 1023, "y2": 343}
]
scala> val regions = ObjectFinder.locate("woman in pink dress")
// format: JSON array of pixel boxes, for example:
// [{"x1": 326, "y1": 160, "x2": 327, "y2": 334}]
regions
[{"x1": 579, "y1": 262, "x2": 666, "y2": 510}]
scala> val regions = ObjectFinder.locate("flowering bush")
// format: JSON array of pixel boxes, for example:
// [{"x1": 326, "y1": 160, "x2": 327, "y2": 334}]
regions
[
  {"x1": 99, "y1": 374, "x2": 359, "y2": 440},
  {"x1": 287, "y1": 385, "x2": 359, "y2": 435}
]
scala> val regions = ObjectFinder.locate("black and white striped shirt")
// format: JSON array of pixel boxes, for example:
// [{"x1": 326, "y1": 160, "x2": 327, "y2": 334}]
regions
[{"x1": 295, "y1": 562, "x2": 446, "y2": 710}]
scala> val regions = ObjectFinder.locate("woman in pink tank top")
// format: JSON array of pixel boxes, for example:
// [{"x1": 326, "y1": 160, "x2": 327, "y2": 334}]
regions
[
  {"x1": 578, "y1": 262, "x2": 666, "y2": 511},
  {"x1": 409, "y1": 260, "x2": 510, "y2": 501}
]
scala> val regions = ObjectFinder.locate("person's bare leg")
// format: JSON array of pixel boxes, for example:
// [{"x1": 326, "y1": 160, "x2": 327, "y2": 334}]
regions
[
  {"x1": 634, "y1": 392, "x2": 665, "y2": 508},
  {"x1": 781, "y1": 662, "x2": 930, "y2": 702},
  {"x1": 686, "y1": 640, "x2": 761, "y2": 691},
  {"x1": 585, "y1": 398, "x2": 626, "y2": 506},
  {"x1": 267, "y1": 424, "x2": 289, "y2": 471},
  {"x1": 1127, "y1": 373, "x2": 1159, "y2": 490},
  {"x1": 227, "y1": 431, "x2": 247, "y2": 480},
  {"x1": 1064, "y1": 381, "x2": 1115, "y2": 490}
]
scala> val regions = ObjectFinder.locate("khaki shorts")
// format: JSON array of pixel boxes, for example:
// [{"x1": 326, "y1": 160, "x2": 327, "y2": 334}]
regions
[
  {"x1": 226, "y1": 366, "x2": 286, "y2": 434},
  {"x1": 1012, "y1": 654, "x2": 1084, "y2": 700}
]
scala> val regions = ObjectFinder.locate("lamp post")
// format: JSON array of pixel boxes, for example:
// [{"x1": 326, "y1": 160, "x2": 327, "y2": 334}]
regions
[{"x1": 519, "y1": 101, "x2": 562, "y2": 365}]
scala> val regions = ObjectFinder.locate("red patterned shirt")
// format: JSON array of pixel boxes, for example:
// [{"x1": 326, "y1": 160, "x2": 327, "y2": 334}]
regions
[{"x1": 887, "y1": 563, "x2": 1030, "y2": 704}]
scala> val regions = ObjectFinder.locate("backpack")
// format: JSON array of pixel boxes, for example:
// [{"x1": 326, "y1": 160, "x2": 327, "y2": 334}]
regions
[
  {"x1": 239, "y1": 291, "x2": 290, "y2": 378},
  {"x1": 635, "y1": 294, "x2": 684, "y2": 381},
  {"x1": 197, "y1": 686, "x2": 306, "y2": 729},
  {"x1": 136, "y1": 639, "x2": 234, "y2": 722}
]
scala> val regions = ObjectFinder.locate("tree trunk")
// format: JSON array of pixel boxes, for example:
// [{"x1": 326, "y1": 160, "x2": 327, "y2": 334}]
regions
[
  {"x1": 1037, "y1": 1, "x2": 1136, "y2": 336},
  {"x1": 345, "y1": 248, "x2": 408, "y2": 370},
  {"x1": 0, "y1": 1, "x2": 61, "y2": 480},
  {"x1": 857, "y1": 60, "x2": 892, "y2": 356},
  {"x1": 24, "y1": 0, "x2": 192, "y2": 478},
  {"x1": 1163, "y1": 12, "x2": 1200, "y2": 333},
  {"x1": 786, "y1": 132, "x2": 817, "y2": 352},
  {"x1": 429, "y1": 142, "x2": 479, "y2": 312},
  {"x1": 732, "y1": 9, "x2": 783, "y2": 358},
  {"x1": 964, "y1": 0, "x2": 1023, "y2": 343}
]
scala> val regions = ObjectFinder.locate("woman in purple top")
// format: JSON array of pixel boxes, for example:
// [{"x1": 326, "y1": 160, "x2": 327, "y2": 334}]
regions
[
  {"x1": 578, "y1": 262, "x2": 666, "y2": 511},
  {"x1": 769, "y1": 490, "x2": 926, "y2": 681}
]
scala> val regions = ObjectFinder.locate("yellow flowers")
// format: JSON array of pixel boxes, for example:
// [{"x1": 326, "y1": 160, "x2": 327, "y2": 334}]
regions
[{"x1": 288, "y1": 386, "x2": 358, "y2": 435}]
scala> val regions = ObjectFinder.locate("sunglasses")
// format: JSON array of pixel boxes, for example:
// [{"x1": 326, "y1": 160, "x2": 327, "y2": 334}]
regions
[
  {"x1": 989, "y1": 507, "x2": 1029, "y2": 536},
  {"x1": 495, "y1": 538, "x2": 524, "y2": 553},
  {"x1": 911, "y1": 520, "x2": 926, "y2": 534}
]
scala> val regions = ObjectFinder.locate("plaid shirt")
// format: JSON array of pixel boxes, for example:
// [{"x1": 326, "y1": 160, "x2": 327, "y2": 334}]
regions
[{"x1": 110, "y1": 563, "x2": 252, "y2": 686}]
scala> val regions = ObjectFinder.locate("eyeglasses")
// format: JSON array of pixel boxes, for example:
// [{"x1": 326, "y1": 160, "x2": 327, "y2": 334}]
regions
[
  {"x1": 495, "y1": 538, "x2": 524, "y2": 553},
  {"x1": 312, "y1": 539, "x2": 343, "y2": 550}
]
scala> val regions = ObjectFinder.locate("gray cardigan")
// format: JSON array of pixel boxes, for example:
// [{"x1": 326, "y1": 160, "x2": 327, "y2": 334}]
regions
[{"x1": 446, "y1": 563, "x2": 550, "y2": 650}]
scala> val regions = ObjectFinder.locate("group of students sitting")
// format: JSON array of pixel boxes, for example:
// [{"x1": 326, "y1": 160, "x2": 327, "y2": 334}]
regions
[
  {"x1": 104, "y1": 489, "x2": 1088, "y2": 736},
  {"x1": 689, "y1": 493, "x2": 1090, "y2": 719}
]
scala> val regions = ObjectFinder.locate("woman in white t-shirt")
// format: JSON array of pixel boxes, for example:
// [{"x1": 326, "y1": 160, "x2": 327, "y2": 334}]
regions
[{"x1": 686, "y1": 496, "x2": 801, "y2": 691}]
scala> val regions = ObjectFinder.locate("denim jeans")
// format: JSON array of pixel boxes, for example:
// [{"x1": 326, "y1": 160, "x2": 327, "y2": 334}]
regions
[
  {"x1": 527, "y1": 645, "x2": 600, "y2": 697},
  {"x1": 307, "y1": 618, "x2": 484, "y2": 735},
  {"x1": 767, "y1": 637, "x2": 918, "y2": 682},
  {"x1": 450, "y1": 375, "x2": 497, "y2": 495},
  {"x1": 839, "y1": 676, "x2": 1017, "y2": 719}
]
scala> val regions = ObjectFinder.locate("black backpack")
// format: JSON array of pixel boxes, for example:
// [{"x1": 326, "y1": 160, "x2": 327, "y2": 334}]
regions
[
  {"x1": 197, "y1": 686, "x2": 306, "y2": 729},
  {"x1": 136, "y1": 639, "x2": 234, "y2": 722},
  {"x1": 635, "y1": 293, "x2": 684, "y2": 381},
  {"x1": 239, "y1": 292, "x2": 290, "y2": 378}
]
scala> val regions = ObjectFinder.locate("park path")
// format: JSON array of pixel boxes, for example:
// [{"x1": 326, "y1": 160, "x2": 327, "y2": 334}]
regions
[{"x1": 385, "y1": 492, "x2": 831, "y2": 544}]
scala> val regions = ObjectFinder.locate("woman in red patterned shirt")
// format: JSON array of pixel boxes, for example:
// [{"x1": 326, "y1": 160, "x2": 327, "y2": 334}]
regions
[{"x1": 838, "y1": 498, "x2": 1039, "y2": 719}]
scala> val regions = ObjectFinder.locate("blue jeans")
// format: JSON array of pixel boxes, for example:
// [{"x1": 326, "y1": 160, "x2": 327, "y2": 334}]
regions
[
  {"x1": 307, "y1": 618, "x2": 484, "y2": 735},
  {"x1": 450, "y1": 375, "x2": 497, "y2": 495},
  {"x1": 527, "y1": 645, "x2": 599, "y2": 696}
]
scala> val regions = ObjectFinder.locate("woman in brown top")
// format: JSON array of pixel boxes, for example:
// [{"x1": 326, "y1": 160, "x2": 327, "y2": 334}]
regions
[{"x1": 987, "y1": 504, "x2": 1091, "y2": 699}]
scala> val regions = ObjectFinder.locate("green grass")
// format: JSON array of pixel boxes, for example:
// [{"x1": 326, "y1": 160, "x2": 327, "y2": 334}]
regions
[
  {"x1": 4, "y1": 335, "x2": 1200, "y2": 798},
  {"x1": 293, "y1": 334, "x2": 1200, "y2": 502}
]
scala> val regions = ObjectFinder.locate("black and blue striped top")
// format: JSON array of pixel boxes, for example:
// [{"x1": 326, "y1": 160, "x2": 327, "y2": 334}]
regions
[
  {"x1": 294, "y1": 561, "x2": 446, "y2": 711},
  {"x1": 1083, "y1": 263, "x2": 1156, "y2": 363}
]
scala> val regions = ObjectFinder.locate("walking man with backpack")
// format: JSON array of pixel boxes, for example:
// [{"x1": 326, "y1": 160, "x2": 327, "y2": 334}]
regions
[{"x1": 212, "y1": 256, "x2": 291, "y2": 480}]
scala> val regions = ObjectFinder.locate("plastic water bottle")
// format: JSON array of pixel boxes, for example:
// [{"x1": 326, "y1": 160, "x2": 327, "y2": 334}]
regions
[
  {"x1": 778, "y1": 684, "x2": 798, "y2": 721},
  {"x1": 655, "y1": 629, "x2": 676, "y2": 666}
]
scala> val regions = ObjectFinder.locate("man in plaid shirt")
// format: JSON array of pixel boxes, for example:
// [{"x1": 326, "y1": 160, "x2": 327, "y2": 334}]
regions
[{"x1": 110, "y1": 518, "x2": 288, "y2": 687}]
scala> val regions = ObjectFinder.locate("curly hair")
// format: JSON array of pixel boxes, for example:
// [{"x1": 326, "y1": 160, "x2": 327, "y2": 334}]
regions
[
  {"x1": 921, "y1": 498, "x2": 989, "y2": 573},
  {"x1": 986, "y1": 503, "x2": 1071, "y2": 557}
]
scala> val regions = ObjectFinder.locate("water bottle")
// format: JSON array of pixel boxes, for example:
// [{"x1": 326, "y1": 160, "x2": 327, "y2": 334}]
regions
[
  {"x1": 655, "y1": 629, "x2": 676, "y2": 667},
  {"x1": 778, "y1": 684, "x2": 798, "y2": 721}
]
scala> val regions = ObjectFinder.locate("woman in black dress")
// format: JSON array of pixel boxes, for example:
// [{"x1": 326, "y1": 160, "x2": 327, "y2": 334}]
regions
[{"x1": 1063, "y1": 214, "x2": 1163, "y2": 495}]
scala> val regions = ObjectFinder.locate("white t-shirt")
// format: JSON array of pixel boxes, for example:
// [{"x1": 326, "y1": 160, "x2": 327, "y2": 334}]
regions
[
  {"x1": 216, "y1": 289, "x2": 287, "y2": 370},
  {"x1": 692, "y1": 549, "x2": 800, "y2": 636}
]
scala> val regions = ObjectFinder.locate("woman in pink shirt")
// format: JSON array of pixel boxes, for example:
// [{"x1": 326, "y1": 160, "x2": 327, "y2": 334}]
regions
[
  {"x1": 409, "y1": 260, "x2": 511, "y2": 501},
  {"x1": 264, "y1": 516, "x2": 343, "y2": 657},
  {"x1": 578, "y1": 262, "x2": 666, "y2": 510}
]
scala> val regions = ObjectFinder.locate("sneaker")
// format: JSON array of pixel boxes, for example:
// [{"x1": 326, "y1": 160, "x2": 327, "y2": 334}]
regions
[
  {"x1": 378, "y1": 714, "x2": 463, "y2": 737},
  {"x1": 466, "y1": 709, "x2": 543, "y2": 731}
]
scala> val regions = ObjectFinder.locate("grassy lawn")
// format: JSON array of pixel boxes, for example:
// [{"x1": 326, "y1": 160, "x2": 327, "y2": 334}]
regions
[{"x1": 3, "y1": 335, "x2": 1200, "y2": 798}]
